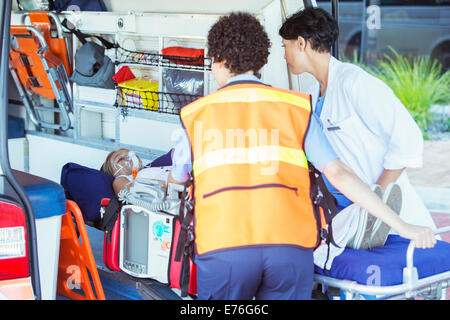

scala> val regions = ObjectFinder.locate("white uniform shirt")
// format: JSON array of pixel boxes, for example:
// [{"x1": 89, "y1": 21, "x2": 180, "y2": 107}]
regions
[
  {"x1": 310, "y1": 57, "x2": 432, "y2": 269},
  {"x1": 308, "y1": 56, "x2": 423, "y2": 184}
]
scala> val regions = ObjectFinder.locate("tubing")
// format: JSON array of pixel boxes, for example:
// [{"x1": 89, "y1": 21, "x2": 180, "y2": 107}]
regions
[{"x1": 117, "y1": 189, "x2": 179, "y2": 214}]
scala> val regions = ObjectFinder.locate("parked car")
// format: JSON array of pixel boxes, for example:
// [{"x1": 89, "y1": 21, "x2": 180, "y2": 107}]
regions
[{"x1": 317, "y1": 0, "x2": 450, "y2": 70}]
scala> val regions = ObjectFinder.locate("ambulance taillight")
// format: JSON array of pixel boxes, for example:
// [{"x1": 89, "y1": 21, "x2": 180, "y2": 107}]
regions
[{"x1": 0, "y1": 201, "x2": 29, "y2": 280}]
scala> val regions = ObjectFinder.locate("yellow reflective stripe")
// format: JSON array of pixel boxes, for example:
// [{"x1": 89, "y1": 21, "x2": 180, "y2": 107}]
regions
[
  {"x1": 193, "y1": 146, "x2": 308, "y2": 176},
  {"x1": 279, "y1": 146, "x2": 309, "y2": 168},
  {"x1": 181, "y1": 87, "x2": 311, "y2": 119}
]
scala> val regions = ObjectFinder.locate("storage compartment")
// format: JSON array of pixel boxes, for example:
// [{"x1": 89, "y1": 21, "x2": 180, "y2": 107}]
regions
[
  {"x1": 66, "y1": 20, "x2": 216, "y2": 156},
  {"x1": 114, "y1": 40, "x2": 211, "y2": 115},
  {"x1": 117, "y1": 46, "x2": 211, "y2": 71},
  {"x1": 116, "y1": 87, "x2": 202, "y2": 115},
  {"x1": 118, "y1": 76, "x2": 159, "y2": 110}
]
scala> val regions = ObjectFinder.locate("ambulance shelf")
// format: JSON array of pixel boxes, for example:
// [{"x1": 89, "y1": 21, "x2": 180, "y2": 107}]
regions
[
  {"x1": 116, "y1": 47, "x2": 212, "y2": 72},
  {"x1": 114, "y1": 86, "x2": 202, "y2": 116}
]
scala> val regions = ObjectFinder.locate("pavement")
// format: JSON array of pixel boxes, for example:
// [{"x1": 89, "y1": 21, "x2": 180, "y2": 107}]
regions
[
  {"x1": 407, "y1": 140, "x2": 450, "y2": 242},
  {"x1": 408, "y1": 140, "x2": 450, "y2": 190}
]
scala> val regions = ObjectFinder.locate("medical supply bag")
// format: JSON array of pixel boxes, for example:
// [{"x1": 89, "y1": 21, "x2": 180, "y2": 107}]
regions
[
  {"x1": 170, "y1": 215, "x2": 197, "y2": 296},
  {"x1": 308, "y1": 161, "x2": 341, "y2": 269},
  {"x1": 103, "y1": 216, "x2": 121, "y2": 271},
  {"x1": 101, "y1": 197, "x2": 121, "y2": 271},
  {"x1": 172, "y1": 173, "x2": 197, "y2": 297},
  {"x1": 61, "y1": 19, "x2": 117, "y2": 89}
]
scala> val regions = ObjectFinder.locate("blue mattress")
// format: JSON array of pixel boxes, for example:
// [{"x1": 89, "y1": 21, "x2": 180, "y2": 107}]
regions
[
  {"x1": 315, "y1": 235, "x2": 450, "y2": 286},
  {"x1": 13, "y1": 170, "x2": 66, "y2": 219}
]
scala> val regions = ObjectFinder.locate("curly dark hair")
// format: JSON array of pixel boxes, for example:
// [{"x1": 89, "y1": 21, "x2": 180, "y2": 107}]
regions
[
  {"x1": 207, "y1": 12, "x2": 271, "y2": 78},
  {"x1": 279, "y1": 7, "x2": 339, "y2": 53}
]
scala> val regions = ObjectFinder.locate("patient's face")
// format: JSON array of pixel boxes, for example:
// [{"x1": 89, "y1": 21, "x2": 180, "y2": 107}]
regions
[
  {"x1": 110, "y1": 149, "x2": 144, "y2": 177},
  {"x1": 111, "y1": 149, "x2": 132, "y2": 176}
]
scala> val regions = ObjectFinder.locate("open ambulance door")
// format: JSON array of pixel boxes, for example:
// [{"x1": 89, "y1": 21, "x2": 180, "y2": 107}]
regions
[{"x1": 0, "y1": 0, "x2": 41, "y2": 300}]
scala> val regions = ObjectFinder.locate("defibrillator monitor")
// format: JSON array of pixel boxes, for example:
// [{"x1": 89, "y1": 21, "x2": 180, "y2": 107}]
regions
[{"x1": 119, "y1": 205, "x2": 175, "y2": 283}]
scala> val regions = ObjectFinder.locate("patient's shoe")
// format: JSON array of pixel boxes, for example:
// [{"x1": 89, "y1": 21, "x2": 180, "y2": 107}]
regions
[
  {"x1": 347, "y1": 184, "x2": 383, "y2": 250},
  {"x1": 368, "y1": 182, "x2": 402, "y2": 249}
]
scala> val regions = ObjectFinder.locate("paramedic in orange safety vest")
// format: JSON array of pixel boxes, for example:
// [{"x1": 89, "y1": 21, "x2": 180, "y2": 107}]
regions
[{"x1": 167, "y1": 12, "x2": 436, "y2": 300}]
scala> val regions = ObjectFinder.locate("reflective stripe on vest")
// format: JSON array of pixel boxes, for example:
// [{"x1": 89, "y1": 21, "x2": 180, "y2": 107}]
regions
[
  {"x1": 193, "y1": 145, "x2": 308, "y2": 177},
  {"x1": 180, "y1": 83, "x2": 319, "y2": 255}
]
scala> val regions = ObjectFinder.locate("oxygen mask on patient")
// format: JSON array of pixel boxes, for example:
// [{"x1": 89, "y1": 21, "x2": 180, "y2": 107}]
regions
[
  {"x1": 128, "y1": 151, "x2": 141, "y2": 180},
  {"x1": 113, "y1": 151, "x2": 142, "y2": 179}
]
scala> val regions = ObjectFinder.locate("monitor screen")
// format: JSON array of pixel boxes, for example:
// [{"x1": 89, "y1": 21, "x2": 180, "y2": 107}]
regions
[{"x1": 123, "y1": 207, "x2": 149, "y2": 274}]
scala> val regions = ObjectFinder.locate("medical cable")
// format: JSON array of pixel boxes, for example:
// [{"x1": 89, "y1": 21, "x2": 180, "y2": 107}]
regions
[{"x1": 117, "y1": 188, "x2": 179, "y2": 213}]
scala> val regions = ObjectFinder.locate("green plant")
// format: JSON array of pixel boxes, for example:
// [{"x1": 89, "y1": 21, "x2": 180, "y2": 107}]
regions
[
  {"x1": 341, "y1": 49, "x2": 374, "y2": 72},
  {"x1": 444, "y1": 117, "x2": 450, "y2": 133},
  {"x1": 369, "y1": 47, "x2": 450, "y2": 137}
]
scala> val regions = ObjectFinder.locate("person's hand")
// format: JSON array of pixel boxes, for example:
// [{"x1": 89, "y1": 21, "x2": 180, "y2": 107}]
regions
[{"x1": 397, "y1": 223, "x2": 436, "y2": 249}]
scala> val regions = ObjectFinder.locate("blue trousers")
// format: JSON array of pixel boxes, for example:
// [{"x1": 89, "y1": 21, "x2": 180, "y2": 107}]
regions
[{"x1": 195, "y1": 246, "x2": 313, "y2": 300}]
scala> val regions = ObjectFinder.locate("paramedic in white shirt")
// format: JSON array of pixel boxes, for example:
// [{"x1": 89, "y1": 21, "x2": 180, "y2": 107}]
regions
[{"x1": 279, "y1": 7, "x2": 438, "y2": 270}]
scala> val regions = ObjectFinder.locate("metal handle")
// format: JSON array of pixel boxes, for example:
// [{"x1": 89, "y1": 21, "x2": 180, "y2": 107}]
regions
[
  {"x1": 406, "y1": 226, "x2": 450, "y2": 270},
  {"x1": 24, "y1": 25, "x2": 48, "y2": 50},
  {"x1": 403, "y1": 226, "x2": 450, "y2": 291},
  {"x1": 20, "y1": 11, "x2": 65, "y2": 38}
]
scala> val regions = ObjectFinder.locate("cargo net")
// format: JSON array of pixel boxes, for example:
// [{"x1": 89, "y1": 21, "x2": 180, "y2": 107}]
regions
[
  {"x1": 115, "y1": 86, "x2": 202, "y2": 115},
  {"x1": 116, "y1": 47, "x2": 212, "y2": 71}
]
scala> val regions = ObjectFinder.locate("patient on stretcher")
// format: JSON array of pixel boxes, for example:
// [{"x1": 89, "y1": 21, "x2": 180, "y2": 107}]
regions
[{"x1": 100, "y1": 148, "x2": 172, "y2": 195}]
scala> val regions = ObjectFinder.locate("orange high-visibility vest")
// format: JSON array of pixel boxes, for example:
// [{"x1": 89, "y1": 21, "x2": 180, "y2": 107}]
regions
[{"x1": 180, "y1": 82, "x2": 320, "y2": 255}]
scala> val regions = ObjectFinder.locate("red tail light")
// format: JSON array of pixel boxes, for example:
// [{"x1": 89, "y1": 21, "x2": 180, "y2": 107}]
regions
[{"x1": 0, "y1": 200, "x2": 29, "y2": 280}]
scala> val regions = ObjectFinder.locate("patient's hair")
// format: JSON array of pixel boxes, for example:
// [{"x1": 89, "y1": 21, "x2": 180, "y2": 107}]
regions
[
  {"x1": 279, "y1": 7, "x2": 339, "y2": 53},
  {"x1": 207, "y1": 12, "x2": 271, "y2": 78},
  {"x1": 100, "y1": 148, "x2": 129, "y2": 176}
]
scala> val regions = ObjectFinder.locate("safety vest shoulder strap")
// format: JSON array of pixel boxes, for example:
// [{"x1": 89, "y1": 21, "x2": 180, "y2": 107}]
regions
[{"x1": 180, "y1": 83, "x2": 312, "y2": 120}]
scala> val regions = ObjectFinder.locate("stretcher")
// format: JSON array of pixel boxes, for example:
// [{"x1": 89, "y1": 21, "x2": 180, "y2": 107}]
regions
[
  {"x1": 314, "y1": 227, "x2": 450, "y2": 300},
  {"x1": 9, "y1": 11, "x2": 73, "y2": 131}
]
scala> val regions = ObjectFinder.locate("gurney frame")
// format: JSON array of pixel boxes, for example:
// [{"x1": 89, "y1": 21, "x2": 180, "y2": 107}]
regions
[{"x1": 314, "y1": 226, "x2": 450, "y2": 300}]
